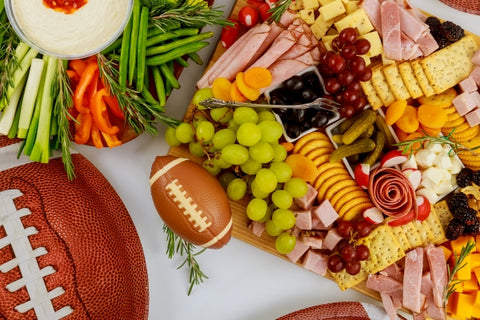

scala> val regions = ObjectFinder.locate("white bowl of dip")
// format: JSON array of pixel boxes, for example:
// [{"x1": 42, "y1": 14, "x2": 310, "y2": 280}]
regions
[{"x1": 5, "y1": 0, "x2": 133, "y2": 59}]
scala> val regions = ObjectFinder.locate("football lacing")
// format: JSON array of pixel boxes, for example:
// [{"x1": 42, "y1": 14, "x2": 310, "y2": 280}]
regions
[
  {"x1": 0, "y1": 189, "x2": 73, "y2": 320},
  {"x1": 166, "y1": 179, "x2": 212, "y2": 232}
]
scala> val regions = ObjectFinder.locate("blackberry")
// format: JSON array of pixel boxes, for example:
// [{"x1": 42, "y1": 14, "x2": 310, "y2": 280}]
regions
[
  {"x1": 435, "y1": 37, "x2": 450, "y2": 49},
  {"x1": 456, "y1": 167, "x2": 474, "y2": 187},
  {"x1": 464, "y1": 218, "x2": 480, "y2": 236},
  {"x1": 440, "y1": 21, "x2": 465, "y2": 43},
  {"x1": 447, "y1": 192, "x2": 469, "y2": 212},
  {"x1": 425, "y1": 16, "x2": 442, "y2": 30},
  {"x1": 472, "y1": 170, "x2": 480, "y2": 186},
  {"x1": 453, "y1": 206, "x2": 478, "y2": 225},
  {"x1": 446, "y1": 219, "x2": 465, "y2": 240}
]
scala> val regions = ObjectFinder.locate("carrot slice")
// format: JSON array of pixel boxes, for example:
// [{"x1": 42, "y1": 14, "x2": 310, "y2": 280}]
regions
[{"x1": 244, "y1": 67, "x2": 272, "y2": 89}]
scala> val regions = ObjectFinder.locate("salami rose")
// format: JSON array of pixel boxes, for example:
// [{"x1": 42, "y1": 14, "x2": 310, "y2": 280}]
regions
[{"x1": 368, "y1": 167, "x2": 417, "y2": 219}]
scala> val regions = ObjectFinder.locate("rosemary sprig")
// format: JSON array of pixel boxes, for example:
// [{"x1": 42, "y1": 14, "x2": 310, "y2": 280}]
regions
[
  {"x1": 444, "y1": 240, "x2": 476, "y2": 305},
  {"x1": 52, "y1": 60, "x2": 76, "y2": 180},
  {"x1": 163, "y1": 224, "x2": 208, "y2": 295},
  {"x1": 97, "y1": 54, "x2": 180, "y2": 134},
  {"x1": 0, "y1": 21, "x2": 20, "y2": 103},
  {"x1": 394, "y1": 128, "x2": 480, "y2": 157},
  {"x1": 269, "y1": 0, "x2": 292, "y2": 23},
  {"x1": 147, "y1": 1, "x2": 231, "y2": 32}
]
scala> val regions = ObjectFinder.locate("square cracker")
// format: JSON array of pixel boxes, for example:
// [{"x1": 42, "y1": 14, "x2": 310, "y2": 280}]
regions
[
  {"x1": 421, "y1": 35, "x2": 478, "y2": 94},
  {"x1": 433, "y1": 200, "x2": 454, "y2": 231},
  {"x1": 390, "y1": 225, "x2": 412, "y2": 252},
  {"x1": 400, "y1": 222, "x2": 423, "y2": 248},
  {"x1": 411, "y1": 59, "x2": 436, "y2": 97},
  {"x1": 371, "y1": 65, "x2": 396, "y2": 106},
  {"x1": 360, "y1": 80, "x2": 384, "y2": 110},
  {"x1": 382, "y1": 63, "x2": 411, "y2": 100},
  {"x1": 398, "y1": 61, "x2": 424, "y2": 99},
  {"x1": 426, "y1": 204, "x2": 449, "y2": 245}
]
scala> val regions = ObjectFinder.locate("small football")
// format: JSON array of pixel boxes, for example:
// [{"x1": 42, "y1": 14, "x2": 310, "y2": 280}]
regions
[
  {"x1": 150, "y1": 155, "x2": 232, "y2": 249},
  {"x1": 0, "y1": 136, "x2": 148, "y2": 320}
]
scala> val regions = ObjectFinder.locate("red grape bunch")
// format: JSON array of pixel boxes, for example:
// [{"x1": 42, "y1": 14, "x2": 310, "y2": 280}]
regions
[
  {"x1": 317, "y1": 27, "x2": 373, "y2": 118},
  {"x1": 327, "y1": 218, "x2": 372, "y2": 275}
]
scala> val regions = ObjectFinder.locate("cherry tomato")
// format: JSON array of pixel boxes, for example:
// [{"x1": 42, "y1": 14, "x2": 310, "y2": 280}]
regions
[
  {"x1": 258, "y1": 2, "x2": 272, "y2": 22},
  {"x1": 238, "y1": 6, "x2": 259, "y2": 28},
  {"x1": 220, "y1": 19, "x2": 240, "y2": 49}
]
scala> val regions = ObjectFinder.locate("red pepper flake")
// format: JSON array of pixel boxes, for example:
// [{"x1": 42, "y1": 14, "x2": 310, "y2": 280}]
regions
[{"x1": 43, "y1": 0, "x2": 87, "y2": 14}]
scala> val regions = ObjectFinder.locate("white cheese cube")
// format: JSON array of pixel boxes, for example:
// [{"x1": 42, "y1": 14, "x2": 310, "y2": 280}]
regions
[
  {"x1": 359, "y1": 31, "x2": 382, "y2": 58},
  {"x1": 434, "y1": 181, "x2": 454, "y2": 195},
  {"x1": 303, "y1": 0, "x2": 319, "y2": 10},
  {"x1": 427, "y1": 143, "x2": 443, "y2": 154},
  {"x1": 299, "y1": 9, "x2": 316, "y2": 24},
  {"x1": 401, "y1": 156, "x2": 418, "y2": 170},
  {"x1": 433, "y1": 153, "x2": 453, "y2": 171},
  {"x1": 416, "y1": 188, "x2": 440, "y2": 205},
  {"x1": 350, "y1": 9, "x2": 374, "y2": 35},
  {"x1": 416, "y1": 149, "x2": 437, "y2": 168},
  {"x1": 450, "y1": 158, "x2": 463, "y2": 175},
  {"x1": 319, "y1": 0, "x2": 346, "y2": 21}
]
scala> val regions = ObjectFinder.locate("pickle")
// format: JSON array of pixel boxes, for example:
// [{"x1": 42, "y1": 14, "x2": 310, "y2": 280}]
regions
[
  {"x1": 342, "y1": 109, "x2": 377, "y2": 145},
  {"x1": 329, "y1": 138, "x2": 376, "y2": 163},
  {"x1": 364, "y1": 131, "x2": 386, "y2": 166},
  {"x1": 375, "y1": 114, "x2": 396, "y2": 150},
  {"x1": 359, "y1": 125, "x2": 375, "y2": 139},
  {"x1": 331, "y1": 134, "x2": 344, "y2": 144},
  {"x1": 338, "y1": 112, "x2": 363, "y2": 133}
]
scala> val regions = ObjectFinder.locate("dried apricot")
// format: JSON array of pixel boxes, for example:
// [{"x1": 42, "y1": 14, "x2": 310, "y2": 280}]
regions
[
  {"x1": 416, "y1": 88, "x2": 457, "y2": 108},
  {"x1": 417, "y1": 104, "x2": 448, "y2": 129},
  {"x1": 230, "y1": 81, "x2": 248, "y2": 102},
  {"x1": 395, "y1": 105, "x2": 419, "y2": 133},
  {"x1": 211, "y1": 77, "x2": 232, "y2": 101},
  {"x1": 244, "y1": 67, "x2": 272, "y2": 89},
  {"x1": 285, "y1": 153, "x2": 317, "y2": 183},
  {"x1": 385, "y1": 99, "x2": 407, "y2": 125},
  {"x1": 236, "y1": 72, "x2": 261, "y2": 101}
]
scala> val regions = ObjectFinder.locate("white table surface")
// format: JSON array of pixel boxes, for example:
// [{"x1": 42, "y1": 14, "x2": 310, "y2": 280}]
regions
[{"x1": 72, "y1": 1, "x2": 480, "y2": 319}]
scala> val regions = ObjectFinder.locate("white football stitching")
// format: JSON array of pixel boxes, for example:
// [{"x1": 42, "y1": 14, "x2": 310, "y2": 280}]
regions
[
  {"x1": 166, "y1": 179, "x2": 212, "y2": 232},
  {"x1": 0, "y1": 189, "x2": 73, "y2": 320}
]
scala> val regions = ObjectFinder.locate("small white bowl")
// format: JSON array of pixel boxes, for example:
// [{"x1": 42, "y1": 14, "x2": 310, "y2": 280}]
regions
[{"x1": 5, "y1": 0, "x2": 132, "y2": 59}]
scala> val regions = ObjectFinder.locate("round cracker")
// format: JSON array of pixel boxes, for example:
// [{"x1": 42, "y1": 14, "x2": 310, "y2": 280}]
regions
[
  {"x1": 312, "y1": 154, "x2": 332, "y2": 167},
  {"x1": 332, "y1": 188, "x2": 370, "y2": 211},
  {"x1": 316, "y1": 173, "x2": 352, "y2": 200},
  {"x1": 292, "y1": 131, "x2": 330, "y2": 153},
  {"x1": 316, "y1": 161, "x2": 346, "y2": 177},
  {"x1": 338, "y1": 196, "x2": 372, "y2": 218},
  {"x1": 324, "y1": 179, "x2": 359, "y2": 201},
  {"x1": 297, "y1": 139, "x2": 334, "y2": 156},
  {"x1": 330, "y1": 185, "x2": 365, "y2": 208},
  {"x1": 342, "y1": 202, "x2": 375, "y2": 221},
  {"x1": 305, "y1": 147, "x2": 334, "y2": 160},
  {"x1": 313, "y1": 167, "x2": 350, "y2": 191}
]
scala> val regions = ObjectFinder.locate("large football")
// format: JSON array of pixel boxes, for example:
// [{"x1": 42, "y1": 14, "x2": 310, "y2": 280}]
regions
[
  {"x1": 0, "y1": 137, "x2": 148, "y2": 320},
  {"x1": 150, "y1": 155, "x2": 232, "y2": 249}
]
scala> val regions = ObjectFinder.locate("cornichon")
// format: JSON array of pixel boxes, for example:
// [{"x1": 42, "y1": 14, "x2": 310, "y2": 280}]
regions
[
  {"x1": 375, "y1": 114, "x2": 396, "y2": 150},
  {"x1": 364, "y1": 131, "x2": 386, "y2": 166},
  {"x1": 342, "y1": 109, "x2": 377, "y2": 145},
  {"x1": 329, "y1": 138, "x2": 376, "y2": 163},
  {"x1": 359, "y1": 125, "x2": 375, "y2": 139}
]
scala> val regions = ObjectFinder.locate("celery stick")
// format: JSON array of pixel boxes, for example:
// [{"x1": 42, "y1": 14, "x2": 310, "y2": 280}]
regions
[
  {"x1": 15, "y1": 42, "x2": 30, "y2": 63},
  {"x1": 23, "y1": 75, "x2": 45, "y2": 156},
  {"x1": 0, "y1": 75, "x2": 27, "y2": 135},
  {"x1": 8, "y1": 98, "x2": 22, "y2": 139},
  {"x1": 30, "y1": 56, "x2": 58, "y2": 163},
  {"x1": 17, "y1": 58, "x2": 45, "y2": 138},
  {"x1": 0, "y1": 46, "x2": 38, "y2": 111}
]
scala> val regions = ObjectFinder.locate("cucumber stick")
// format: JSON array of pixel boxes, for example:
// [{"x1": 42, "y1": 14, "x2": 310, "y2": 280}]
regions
[{"x1": 17, "y1": 58, "x2": 45, "y2": 138}]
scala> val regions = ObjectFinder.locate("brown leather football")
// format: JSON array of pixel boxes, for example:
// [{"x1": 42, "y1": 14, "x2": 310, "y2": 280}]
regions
[
  {"x1": 150, "y1": 155, "x2": 232, "y2": 249},
  {"x1": 438, "y1": 0, "x2": 480, "y2": 15},
  {"x1": 0, "y1": 136, "x2": 148, "y2": 320}
]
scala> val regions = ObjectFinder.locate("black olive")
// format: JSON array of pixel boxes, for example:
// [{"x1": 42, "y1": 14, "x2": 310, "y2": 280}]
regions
[
  {"x1": 301, "y1": 89, "x2": 319, "y2": 102},
  {"x1": 310, "y1": 111, "x2": 330, "y2": 128},
  {"x1": 302, "y1": 71, "x2": 320, "y2": 89},
  {"x1": 273, "y1": 107, "x2": 289, "y2": 117},
  {"x1": 270, "y1": 95, "x2": 288, "y2": 105},
  {"x1": 293, "y1": 109, "x2": 307, "y2": 122},
  {"x1": 301, "y1": 121, "x2": 312, "y2": 131},
  {"x1": 285, "y1": 75, "x2": 305, "y2": 92},
  {"x1": 285, "y1": 123, "x2": 303, "y2": 139}
]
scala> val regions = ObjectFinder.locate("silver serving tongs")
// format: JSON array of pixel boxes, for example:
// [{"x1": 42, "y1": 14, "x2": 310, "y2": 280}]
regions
[{"x1": 199, "y1": 97, "x2": 341, "y2": 113}]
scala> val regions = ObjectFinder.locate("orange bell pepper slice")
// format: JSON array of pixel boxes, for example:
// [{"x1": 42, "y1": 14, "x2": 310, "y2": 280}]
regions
[
  {"x1": 91, "y1": 88, "x2": 119, "y2": 135},
  {"x1": 74, "y1": 60, "x2": 98, "y2": 114},
  {"x1": 90, "y1": 122, "x2": 104, "y2": 149},
  {"x1": 74, "y1": 112, "x2": 93, "y2": 144},
  {"x1": 103, "y1": 94, "x2": 125, "y2": 120},
  {"x1": 101, "y1": 131, "x2": 122, "y2": 148}
]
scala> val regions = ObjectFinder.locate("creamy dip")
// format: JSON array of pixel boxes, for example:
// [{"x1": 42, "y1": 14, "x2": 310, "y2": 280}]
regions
[{"x1": 10, "y1": 0, "x2": 131, "y2": 58}]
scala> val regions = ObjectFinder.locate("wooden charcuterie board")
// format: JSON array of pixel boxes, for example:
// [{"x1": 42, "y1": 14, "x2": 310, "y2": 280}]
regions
[{"x1": 167, "y1": 0, "x2": 382, "y2": 300}]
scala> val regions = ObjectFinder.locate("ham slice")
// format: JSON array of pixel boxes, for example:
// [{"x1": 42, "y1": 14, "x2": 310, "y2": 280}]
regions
[
  {"x1": 398, "y1": 5, "x2": 428, "y2": 42},
  {"x1": 249, "y1": 30, "x2": 297, "y2": 69},
  {"x1": 416, "y1": 31, "x2": 439, "y2": 56},
  {"x1": 380, "y1": 292, "x2": 398, "y2": 320},
  {"x1": 381, "y1": 1, "x2": 402, "y2": 60},
  {"x1": 425, "y1": 244, "x2": 448, "y2": 308},
  {"x1": 366, "y1": 273, "x2": 403, "y2": 295},
  {"x1": 196, "y1": 23, "x2": 271, "y2": 88},
  {"x1": 421, "y1": 272, "x2": 446, "y2": 320},
  {"x1": 286, "y1": 239, "x2": 310, "y2": 263},
  {"x1": 302, "y1": 250, "x2": 328, "y2": 276},
  {"x1": 262, "y1": 59, "x2": 310, "y2": 93},
  {"x1": 403, "y1": 247, "x2": 424, "y2": 314}
]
